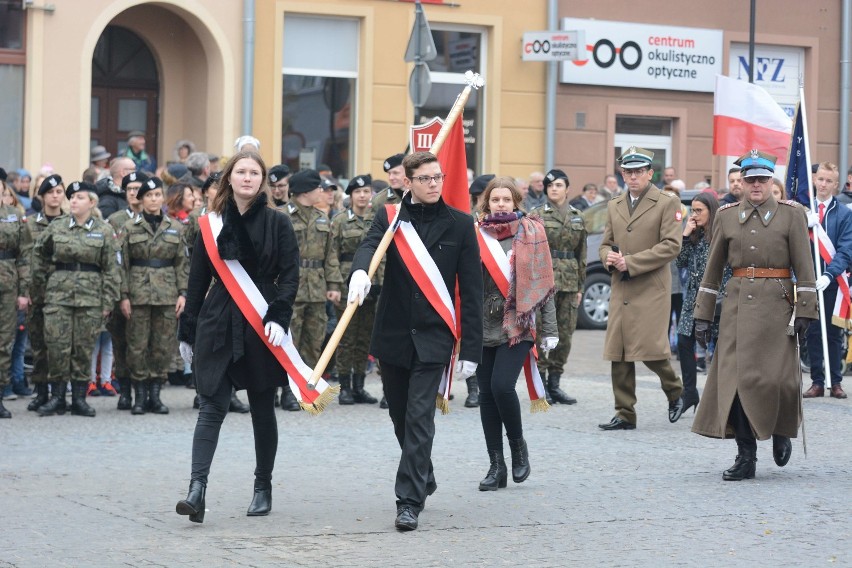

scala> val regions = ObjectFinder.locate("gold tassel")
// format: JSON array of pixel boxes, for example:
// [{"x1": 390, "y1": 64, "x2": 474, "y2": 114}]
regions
[
  {"x1": 299, "y1": 384, "x2": 341, "y2": 416},
  {"x1": 435, "y1": 394, "x2": 450, "y2": 415},
  {"x1": 530, "y1": 398, "x2": 550, "y2": 413}
]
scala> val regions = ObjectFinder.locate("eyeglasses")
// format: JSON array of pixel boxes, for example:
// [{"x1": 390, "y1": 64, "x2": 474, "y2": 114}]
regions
[
  {"x1": 745, "y1": 176, "x2": 771, "y2": 184},
  {"x1": 411, "y1": 174, "x2": 446, "y2": 184},
  {"x1": 623, "y1": 168, "x2": 649, "y2": 177}
]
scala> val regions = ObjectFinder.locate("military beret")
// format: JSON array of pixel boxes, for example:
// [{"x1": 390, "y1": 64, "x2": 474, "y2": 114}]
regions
[
  {"x1": 618, "y1": 146, "x2": 654, "y2": 170},
  {"x1": 121, "y1": 171, "x2": 149, "y2": 190},
  {"x1": 65, "y1": 181, "x2": 96, "y2": 199},
  {"x1": 38, "y1": 174, "x2": 63, "y2": 195},
  {"x1": 321, "y1": 176, "x2": 339, "y2": 191},
  {"x1": 268, "y1": 165, "x2": 290, "y2": 184},
  {"x1": 201, "y1": 172, "x2": 220, "y2": 194},
  {"x1": 543, "y1": 169, "x2": 569, "y2": 188},
  {"x1": 289, "y1": 169, "x2": 322, "y2": 195},
  {"x1": 469, "y1": 174, "x2": 495, "y2": 196},
  {"x1": 735, "y1": 149, "x2": 777, "y2": 178},
  {"x1": 383, "y1": 153, "x2": 405, "y2": 172},
  {"x1": 346, "y1": 174, "x2": 373, "y2": 195},
  {"x1": 137, "y1": 176, "x2": 164, "y2": 200}
]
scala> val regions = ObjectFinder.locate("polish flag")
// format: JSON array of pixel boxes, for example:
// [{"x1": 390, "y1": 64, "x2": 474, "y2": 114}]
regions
[
  {"x1": 712, "y1": 74, "x2": 792, "y2": 163},
  {"x1": 434, "y1": 118, "x2": 469, "y2": 212}
]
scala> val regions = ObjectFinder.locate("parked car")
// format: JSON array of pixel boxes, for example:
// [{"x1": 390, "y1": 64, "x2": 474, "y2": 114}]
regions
[{"x1": 577, "y1": 201, "x2": 610, "y2": 330}]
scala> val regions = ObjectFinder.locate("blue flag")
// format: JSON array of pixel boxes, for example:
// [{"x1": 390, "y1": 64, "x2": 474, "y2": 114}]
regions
[{"x1": 785, "y1": 103, "x2": 810, "y2": 206}]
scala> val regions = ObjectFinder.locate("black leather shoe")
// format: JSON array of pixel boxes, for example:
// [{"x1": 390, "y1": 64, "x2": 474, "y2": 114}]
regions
[
  {"x1": 176, "y1": 480, "x2": 206, "y2": 523},
  {"x1": 479, "y1": 450, "x2": 508, "y2": 491},
  {"x1": 395, "y1": 506, "x2": 418, "y2": 531},
  {"x1": 772, "y1": 435, "x2": 792, "y2": 467},
  {"x1": 598, "y1": 416, "x2": 636, "y2": 430},
  {"x1": 229, "y1": 389, "x2": 250, "y2": 413},
  {"x1": 668, "y1": 397, "x2": 685, "y2": 423},
  {"x1": 681, "y1": 392, "x2": 700, "y2": 414},
  {"x1": 507, "y1": 437, "x2": 530, "y2": 483},
  {"x1": 280, "y1": 387, "x2": 301, "y2": 411},
  {"x1": 723, "y1": 448, "x2": 757, "y2": 481},
  {"x1": 246, "y1": 480, "x2": 272, "y2": 516}
]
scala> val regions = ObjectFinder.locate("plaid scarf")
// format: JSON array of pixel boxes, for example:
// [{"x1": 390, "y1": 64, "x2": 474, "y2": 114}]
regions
[{"x1": 480, "y1": 211, "x2": 556, "y2": 345}]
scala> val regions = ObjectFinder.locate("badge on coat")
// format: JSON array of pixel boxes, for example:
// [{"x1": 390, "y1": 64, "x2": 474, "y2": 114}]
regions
[{"x1": 675, "y1": 210, "x2": 683, "y2": 222}]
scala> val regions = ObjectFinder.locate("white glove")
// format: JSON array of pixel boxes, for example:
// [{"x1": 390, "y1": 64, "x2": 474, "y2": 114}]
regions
[
  {"x1": 541, "y1": 337, "x2": 559, "y2": 353},
  {"x1": 454, "y1": 359, "x2": 478, "y2": 380},
  {"x1": 264, "y1": 322, "x2": 286, "y2": 347},
  {"x1": 816, "y1": 274, "x2": 832, "y2": 292},
  {"x1": 806, "y1": 210, "x2": 819, "y2": 228},
  {"x1": 348, "y1": 269, "x2": 372, "y2": 306},
  {"x1": 179, "y1": 341, "x2": 193, "y2": 365}
]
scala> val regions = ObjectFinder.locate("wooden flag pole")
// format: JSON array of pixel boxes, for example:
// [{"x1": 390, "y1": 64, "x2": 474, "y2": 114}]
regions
[{"x1": 306, "y1": 71, "x2": 485, "y2": 390}]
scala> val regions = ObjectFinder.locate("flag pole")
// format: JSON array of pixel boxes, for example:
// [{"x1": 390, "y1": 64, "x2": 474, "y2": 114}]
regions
[{"x1": 306, "y1": 71, "x2": 485, "y2": 390}]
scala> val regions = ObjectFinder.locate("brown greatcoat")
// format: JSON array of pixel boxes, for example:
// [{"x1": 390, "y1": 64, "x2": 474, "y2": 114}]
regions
[
  {"x1": 599, "y1": 185, "x2": 683, "y2": 361},
  {"x1": 691, "y1": 197, "x2": 817, "y2": 440}
]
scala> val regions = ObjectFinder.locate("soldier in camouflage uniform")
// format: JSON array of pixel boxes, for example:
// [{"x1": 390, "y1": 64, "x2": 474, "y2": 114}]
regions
[
  {"x1": 268, "y1": 164, "x2": 290, "y2": 210},
  {"x1": 32, "y1": 181, "x2": 121, "y2": 417},
  {"x1": 0, "y1": 174, "x2": 32, "y2": 418},
  {"x1": 370, "y1": 153, "x2": 405, "y2": 211},
  {"x1": 106, "y1": 171, "x2": 146, "y2": 409},
  {"x1": 531, "y1": 169, "x2": 587, "y2": 405},
  {"x1": 282, "y1": 169, "x2": 342, "y2": 410},
  {"x1": 119, "y1": 177, "x2": 188, "y2": 415},
  {"x1": 331, "y1": 174, "x2": 379, "y2": 405},
  {"x1": 24, "y1": 174, "x2": 65, "y2": 413}
]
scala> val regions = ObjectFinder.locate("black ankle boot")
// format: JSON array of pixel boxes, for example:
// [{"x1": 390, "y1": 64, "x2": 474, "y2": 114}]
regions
[
  {"x1": 176, "y1": 480, "x2": 206, "y2": 523},
  {"x1": 464, "y1": 376, "x2": 479, "y2": 408},
  {"x1": 116, "y1": 377, "x2": 132, "y2": 410},
  {"x1": 70, "y1": 382, "x2": 96, "y2": 417},
  {"x1": 229, "y1": 389, "x2": 250, "y2": 413},
  {"x1": 246, "y1": 479, "x2": 272, "y2": 516},
  {"x1": 131, "y1": 381, "x2": 148, "y2": 415},
  {"x1": 37, "y1": 382, "x2": 67, "y2": 416},
  {"x1": 148, "y1": 380, "x2": 169, "y2": 414},
  {"x1": 723, "y1": 445, "x2": 757, "y2": 481},
  {"x1": 352, "y1": 374, "x2": 378, "y2": 404},
  {"x1": 547, "y1": 374, "x2": 577, "y2": 405},
  {"x1": 508, "y1": 437, "x2": 530, "y2": 483},
  {"x1": 280, "y1": 386, "x2": 301, "y2": 411},
  {"x1": 772, "y1": 435, "x2": 792, "y2": 467},
  {"x1": 28, "y1": 383, "x2": 49, "y2": 411},
  {"x1": 0, "y1": 394, "x2": 10, "y2": 419},
  {"x1": 338, "y1": 374, "x2": 355, "y2": 405},
  {"x1": 478, "y1": 449, "x2": 507, "y2": 491}
]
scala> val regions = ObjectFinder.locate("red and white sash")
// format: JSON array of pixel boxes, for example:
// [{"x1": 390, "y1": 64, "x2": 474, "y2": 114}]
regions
[
  {"x1": 811, "y1": 223, "x2": 852, "y2": 327},
  {"x1": 386, "y1": 204, "x2": 458, "y2": 413},
  {"x1": 477, "y1": 226, "x2": 550, "y2": 412},
  {"x1": 198, "y1": 212, "x2": 337, "y2": 414}
]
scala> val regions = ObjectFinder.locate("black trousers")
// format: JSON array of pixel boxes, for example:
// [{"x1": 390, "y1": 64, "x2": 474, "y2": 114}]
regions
[
  {"x1": 677, "y1": 333, "x2": 698, "y2": 401},
  {"x1": 381, "y1": 357, "x2": 444, "y2": 512},
  {"x1": 190, "y1": 374, "x2": 278, "y2": 485},
  {"x1": 476, "y1": 341, "x2": 532, "y2": 452},
  {"x1": 727, "y1": 393, "x2": 757, "y2": 453}
]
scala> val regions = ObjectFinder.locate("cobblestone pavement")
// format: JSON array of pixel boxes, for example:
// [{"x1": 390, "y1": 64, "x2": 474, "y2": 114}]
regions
[{"x1": 2, "y1": 330, "x2": 851, "y2": 567}]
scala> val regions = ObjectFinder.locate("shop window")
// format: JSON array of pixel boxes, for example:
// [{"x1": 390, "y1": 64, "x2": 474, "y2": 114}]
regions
[{"x1": 0, "y1": 2, "x2": 25, "y2": 168}]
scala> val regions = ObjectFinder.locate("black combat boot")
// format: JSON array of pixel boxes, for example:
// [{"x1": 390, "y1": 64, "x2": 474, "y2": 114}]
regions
[
  {"x1": 352, "y1": 373, "x2": 378, "y2": 404},
  {"x1": 478, "y1": 449, "x2": 508, "y2": 491},
  {"x1": 464, "y1": 376, "x2": 479, "y2": 408},
  {"x1": 131, "y1": 381, "x2": 148, "y2": 415},
  {"x1": 229, "y1": 388, "x2": 250, "y2": 413},
  {"x1": 246, "y1": 479, "x2": 272, "y2": 516},
  {"x1": 70, "y1": 382, "x2": 96, "y2": 417},
  {"x1": 280, "y1": 386, "x2": 301, "y2": 411},
  {"x1": 722, "y1": 441, "x2": 757, "y2": 481},
  {"x1": 27, "y1": 382, "x2": 49, "y2": 411},
  {"x1": 37, "y1": 382, "x2": 67, "y2": 416},
  {"x1": 0, "y1": 392, "x2": 10, "y2": 418},
  {"x1": 508, "y1": 437, "x2": 531, "y2": 483},
  {"x1": 547, "y1": 373, "x2": 577, "y2": 405},
  {"x1": 338, "y1": 374, "x2": 355, "y2": 405},
  {"x1": 148, "y1": 380, "x2": 169, "y2": 414},
  {"x1": 116, "y1": 377, "x2": 133, "y2": 410},
  {"x1": 176, "y1": 480, "x2": 206, "y2": 523}
]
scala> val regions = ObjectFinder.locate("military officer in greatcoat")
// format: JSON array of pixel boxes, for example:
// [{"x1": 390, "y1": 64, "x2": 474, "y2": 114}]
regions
[{"x1": 692, "y1": 150, "x2": 817, "y2": 480}]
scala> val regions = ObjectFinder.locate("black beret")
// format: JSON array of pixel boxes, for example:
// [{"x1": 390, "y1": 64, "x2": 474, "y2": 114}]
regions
[
  {"x1": 202, "y1": 172, "x2": 221, "y2": 194},
  {"x1": 137, "y1": 176, "x2": 164, "y2": 200},
  {"x1": 383, "y1": 153, "x2": 405, "y2": 172},
  {"x1": 66, "y1": 181, "x2": 97, "y2": 199},
  {"x1": 289, "y1": 169, "x2": 322, "y2": 195},
  {"x1": 268, "y1": 164, "x2": 290, "y2": 183},
  {"x1": 345, "y1": 174, "x2": 373, "y2": 195},
  {"x1": 38, "y1": 174, "x2": 63, "y2": 195},
  {"x1": 469, "y1": 174, "x2": 495, "y2": 196},
  {"x1": 121, "y1": 171, "x2": 149, "y2": 190},
  {"x1": 321, "y1": 176, "x2": 339, "y2": 191},
  {"x1": 543, "y1": 169, "x2": 569, "y2": 188}
]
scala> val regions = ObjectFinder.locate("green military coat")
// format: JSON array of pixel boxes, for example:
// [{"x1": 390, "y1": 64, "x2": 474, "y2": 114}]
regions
[
  {"x1": 0, "y1": 205, "x2": 32, "y2": 298},
  {"x1": 331, "y1": 207, "x2": 377, "y2": 299},
  {"x1": 120, "y1": 215, "x2": 188, "y2": 306},
  {"x1": 283, "y1": 202, "x2": 342, "y2": 303},
  {"x1": 531, "y1": 201, "x2": 587, "y2": 293}
]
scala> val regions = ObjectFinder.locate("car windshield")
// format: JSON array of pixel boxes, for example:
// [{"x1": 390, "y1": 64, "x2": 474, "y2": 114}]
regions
[{"x1": 582, "y1": 202, "x2": 609, "y2": 234}]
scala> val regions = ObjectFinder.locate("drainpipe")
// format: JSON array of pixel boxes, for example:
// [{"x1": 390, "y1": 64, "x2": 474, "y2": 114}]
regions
[
  {"x1": 840, "y1": 0, "x2": 850, "y2": 179},
  {"x1": 242, "y1": 0, "x2": 255, "y2": 135},
  {"x1": 545, "y1": 0, "x2": 557, "y2": 171}
]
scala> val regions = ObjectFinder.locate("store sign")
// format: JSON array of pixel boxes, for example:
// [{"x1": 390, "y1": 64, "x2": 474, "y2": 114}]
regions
[
  {"x1": 728, "y1": 43, "x2": 804, "y2": 119},
  {"x1": 522, "y1": 31, "x2": 585, "y2": 62},
  {"x1": 560, "y1": 18, "x2": 723, "y2": 92}
]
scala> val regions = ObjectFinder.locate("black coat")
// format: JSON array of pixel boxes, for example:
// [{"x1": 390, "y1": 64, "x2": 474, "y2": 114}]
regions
[
  {"x1": 178, "y1": 192, "x2": 300, "y2": 395},
  {"x1": 95, "y1": 178, "x2": 128, "y2": 219},
  {"x1": 351, "y1": 195, "x2": 483, "y2": 368}
]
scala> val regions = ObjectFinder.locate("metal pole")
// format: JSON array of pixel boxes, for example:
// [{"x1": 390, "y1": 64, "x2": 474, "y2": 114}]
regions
[
  {"x1": 840, "y1": 0, "x2": 851, "y2": 179},
  {"x1": 241, "y1": 0, "x2": 256, "y2": 134},
  {"x1": 748, "y1": 0, "x2": 756, "y2": 83},
  {"x1": 414, "y1": 1, "x2": 422, "y2": 126},
  {"x1": 544, "y1": 0, "x2": 557, "y2": 170}
]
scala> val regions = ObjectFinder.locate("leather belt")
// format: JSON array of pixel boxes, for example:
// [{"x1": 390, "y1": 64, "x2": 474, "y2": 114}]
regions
[
  {"x1": 55, "y1": 262, "x2": 100, "y2": 273},
  {"x1": 338, "y1": 253, "x2": 355, "y2": 262},
  {"x1": 300, "y1": 259, "x2": 324, "y2": 269},
  {"x1": 0, "y1": 250, "x2": 14, "y2": 260},
  {"x1": 731, "y1": 267, "x2": 791, "y2": 278},
  {"x1": 551, "y1": 249, "x2": 575, "y2": 260},
  {"x1": 130, "y1": 259, "x2": 175, "y2": 268}
]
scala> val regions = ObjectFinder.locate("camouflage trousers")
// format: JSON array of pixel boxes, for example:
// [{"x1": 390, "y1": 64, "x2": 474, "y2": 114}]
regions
[
  {"x1": 537, "y1": 291, "x2": 578, "y2": 375},
  {"x1": 27, "y1": 304, "x2": 48, "y2": 384},
  {"x1": 290, "y1": 301, "x2": 327, "y2": 368},
  {"x1": 106, "y1": 304, "x2": 129, "y2": 379},
  {"x1": 44, "y1": 304, "x2": 104, "y2": 383},
  {"x1": 127, "y1": 305, "x2": 177, "y2": 382},
  {"x1": 0, "y1": 291, "x2": 16, "y2": 387},
  {"x1": 335, "y1": 299, "x2": 375, "y2": 376}
]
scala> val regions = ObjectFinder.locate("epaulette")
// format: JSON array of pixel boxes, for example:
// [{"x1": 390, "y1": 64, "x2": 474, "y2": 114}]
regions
[
  {"x1": 719, "y1": 202, "x2": 739, "y2": 211},
  {"x1": 780, "y1": 200, "x2": 800, "y2": 207},
  {"x1": 661, "y1": 189, "x2": 678, "y2": 198}
]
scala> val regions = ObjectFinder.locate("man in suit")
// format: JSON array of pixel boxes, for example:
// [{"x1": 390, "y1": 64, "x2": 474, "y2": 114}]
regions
[
  {"x1": 598, "y1": 146, "x2": 685, "y2": 430},
  {"x1": 349, "y1": 151, "x2": 483, "y2": 531}
]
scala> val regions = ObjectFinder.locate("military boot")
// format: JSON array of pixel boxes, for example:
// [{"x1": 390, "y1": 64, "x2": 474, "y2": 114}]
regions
[
  {"x1": 508, "y1": 437, "x2": 531, "y2": 483},
  {"x1": 547, "y1": 373, "x2": 577, "y2": 405},
  {"x1": 229, "y1": 388, "x2": 250, "y2": 413},
  {"x1": 37, "y1": 382, "x2": 67, "y2": 416},
  {"x1": 0, "y1": 391, "x2": 10, "y2": 418},
  {"x1": 148, "y1": 380, "x2": 169, "y2": 414},
  {"x1": 131, "y1": 381, "x2": 148, "y2": 415},
  {"x1": 280, "y1": 386, "x2": 300, "y2": 412},
  {"x1": 338, "y1": 374, "x2": 355, "y2": 405},
  {"x1": 70, "y1": 382, "x2": 96, "y2": 417},
  {"x1": 116, "y1": 377, "x2": 133, "y2": 410},
  {"x1": 27, "y1": 382, "x2": 49, "y2": 412},
  {"x1": 464, "y1": 376, "x2": 479, "y2": 408},
  {"x1": 723, "y1": 441, "x2": 757, "y2": 481},
  {"x1": 352, "y1": 373, "x2": 378, "y2": 404}
]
